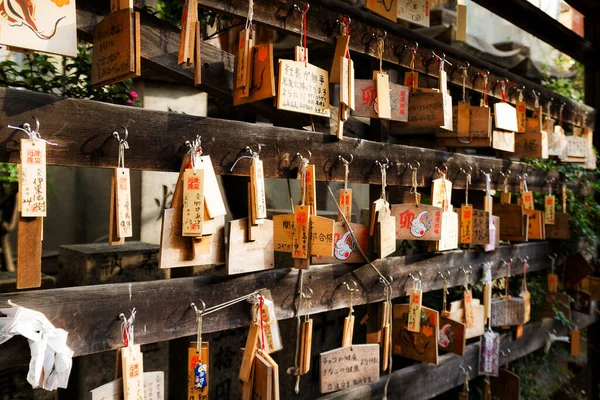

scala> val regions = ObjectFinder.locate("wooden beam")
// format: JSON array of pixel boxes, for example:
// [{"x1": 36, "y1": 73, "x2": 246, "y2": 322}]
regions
[
  {"x1": 0, "y1": 87, "x2": 576, "y2": 191},
  {"x1": 470, "y1": 0, "x2": 598, "y2": 65},
  {"x1": 320, "y1": 310, "x2": 598, "y2": 400},
  {"x1": 0, "y1": 242, "x2": 553, "y2": 368},
  {"x1": 196, "y1": 0, "x2": 596, "y2": 128}
]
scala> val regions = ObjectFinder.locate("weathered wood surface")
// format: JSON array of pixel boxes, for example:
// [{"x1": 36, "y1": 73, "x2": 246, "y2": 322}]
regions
[
  {"x1": 0, "y1": 242, "x2": 553, "y2": 368},
  {"x1": 0, "y1": 88, "x2": 582, "y2": 192},
  {"x1": 471, "y1": 0, "x2": 598, "y2": 65},
  {"x1": 320, "y1": 311, "x2": 598, "y2": 400},
  {"x1": 196, "y1": 0, "x2": 595, "y2": 127}
]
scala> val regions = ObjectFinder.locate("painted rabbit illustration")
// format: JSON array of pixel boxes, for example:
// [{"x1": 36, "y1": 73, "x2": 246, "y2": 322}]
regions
[{"x1": 0, "y1": 0, "x2": 67, "y2": 40}]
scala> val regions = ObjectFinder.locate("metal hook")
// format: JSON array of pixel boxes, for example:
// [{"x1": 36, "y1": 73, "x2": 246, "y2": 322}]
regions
[
  {"x1": 190, "y1": 299, "x2": 207, "y2": 315},
  {"x1": 519, "y1": 256, "x2": 529, "y2": 264},
  {"x1": 460, "y1": 365, "x2": 472, "y2": 375},
  {"x1": 293, "y1": 2, "x2": 309, "y2": 13},
  {"x1": 460, "y1": 265, "x2": 472, "y2": 275},
  {"x1": 375, "y1": 158, "x2": 391, "y2": 169},
  {"x1": 435, "y1": 165, "x2": 448, "y2": 176},
  {"x1": 437, "y1": 270, "x2": 451, "y2": 280},
  {"x1": 112, "y1": 126, "x2": 129, "y2": 144},
  {"x1": 379, "y1": 274, "x2": 393, "y2": 287},
  {"x1": 343, "y1": 280, "x2": 359, "y2": 292},
  {"x1": 408, "y1": 161, "x2": 420, "y2": 171},
  {"x1": 301, "y1": 286, "x2": 314, "y2": 299},
  {"x1": 338, "y1": 154, "x2": 353, "y2": 165},
  {"x1": 460, "y1": 166, "x2": 473, "y2": 176},
  {"x1": 408, "y1": 271, "x2": 423, "y2": 282},
  {"x1": 480, "y1": 168, "x2": 493, "y2": 176},
  {"x1": 294, "y1": 149, "x2": 312, "y2": 162},
  {"x1": 501, "y1": 258, "x2": 513, "y2": 268}
]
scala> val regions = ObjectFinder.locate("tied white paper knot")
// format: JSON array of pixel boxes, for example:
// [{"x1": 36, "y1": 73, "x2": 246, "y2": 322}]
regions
[{"x1": 0, "y1": 301, "x2": 73, "y2": 390}]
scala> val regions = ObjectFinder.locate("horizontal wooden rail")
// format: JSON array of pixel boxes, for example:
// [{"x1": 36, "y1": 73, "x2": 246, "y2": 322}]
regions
[
  {"x1": 0, "y1": 88, "x2": 577, "y2": 191},
  {"x1": 0, "y1": 242, "x2": 552, "y2": 369},
  {"x1": 471, "y1": 0, "x2": 598, "y2": 65},
  {"x1": 196, "y1": 0, "x2": 595, "y2": 127},
  {"x1": 321, "y1": 311, "x2": 598, "y2": 400}
]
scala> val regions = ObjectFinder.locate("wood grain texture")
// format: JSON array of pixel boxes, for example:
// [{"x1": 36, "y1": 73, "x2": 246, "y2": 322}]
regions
[
  {"x1": 16, "y1": 216, "x2": 43, "y2": 289},
  {"x1": 194, "y1": 0, "x2": 595, "y2": 127},
  {"x1": 0, "y1": 242, "x2": 558, "y2": 368},
  {"x1": 0, "y1": 88, "x2": 583, "y2": 192},
  {"x1": 320, "y1": 311, "x2": 598, "y2": 400}
]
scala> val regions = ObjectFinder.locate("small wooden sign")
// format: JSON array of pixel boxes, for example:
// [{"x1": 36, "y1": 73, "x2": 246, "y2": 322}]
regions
[
  {"x1": 470, "y1": 105, "x2": 493, "y2": 137},
  {"x1": 299, "y1": 165, "x2": 317, "y2": 214},
  {"x1": 392, "y1": 304, "x2": 439, "y2": 364},
  {"x1": 407, "y1": 289, "x2": 423, "y2": 332},
  {"x1": 182, "y1": 168, "x2": 205, "y2": 236},
  {"x1": 397, "y1": 0, "x2": 430, "y2": 26},
  {"x1": 395, "y1": 91, "x2": 444, "y2": 129},
  {"x1": 113, "y1": 168, "x2": 133, "y2": 239},
  {"x1": 299, "y1": 319, "x2": 313, "y2": 375},
  {"x1": 319, "y1": 344, "x2": 380, "y2": 394},
  {"x1": 20, "y1": 139, "x2": 47, "y2": 217},
  {"x1": 122, "y1": 344, "x2": 144, "y2": 400},
  {"x1": 234, "y1": 43, "x2": 277, "y2": 105},
  {"x1": 457, "y1": 101, "x2": 470, "y2": 137},
  {"x1": 92, "y1": 9, "x2": 141, "y2": 86},
  {"x1": 330, "y1": 36, "x2": 350, "y2": 83},
  {"x1": 540, "y1": 292, "x2": 571, "y2": 320},
  {"x1": 471, "y1": 209, "x2": 490, "y2": 245},
  {"x1": 90, "y1": 372, "x2": 164, "y2": 400},
  {"x1": 548, "y1": 273, "x2": 558, "y2": 292},
  {"x1": 431, "y1": 178, "x2": 452, "y2": 209},
  {"x1": 365, "y1": 0, "x2": 398, "y2": 22},
  {"x1": 391, "y1": 204, "x2": 442, "y2": 241},
  {"x1": 545, "y1": 195, "x2": 555, "y2": 225},
  {"x1": 188, "y1": 342, "x2": 209, "y2": 400},
  {"x1": 464, "y1": 290, "x2": 475, "y2": 328},
  {"x1": 227, "y1": 218, "x2": 274, "y2": 275},
  {"x1": 277, "y1": 59, "x2": 330, "y2": 117},
  {"x1": 459, "y1": 205, "x2": 473, "y2": 244},
  {"x1": 436, "y1": 211, "x2": 459, "y2": 251},
  {"x1": 375, "y1": 72, "x2": 392, "y2": 119},
  {"x1": 524, "y1": 209, "x2": 545, "y2": 240},
  {"x1": 570, "y1": 329, "x2": 581, "y2": 357},
  {"x1": 338, "y1": 189, "x2": 352, "y2": 222},
  {"x1": 511, "y1": 130, "x2": 548, "y2": 159},
  {"x1": 491, "y1": 369, "x2": 520, "y2": 400},
  {"x1": 545, "y1": 212, "x2": 569, "y2": 239},
  {"x1": 353, "y1": 80, "x2": 409, "y2": 121},
  {"x1": 456, "y1": 3, "x2": 467, "y2": 41},
  {"x1": 313, "y1": 222, "x2": 368, "y2": 264},
  {"x1": 292, "y1": 205, "x2": 311, "y2": 259},
  {"x1": 240, "y1": 323, "x2": 260, "y2": 382},
  {"x1": 196, "y1": 156, "x2": 226, "y2": 219},
  {"x1": 516, "y1": 101, "x2": 527, "y2": 133},
  {"x1": 377, "y1": 215, "x2": 397, "y2": 258},
  {"x1": 447, "y1": 299, "x2": 485, "y2": 339},
  {"x1": 490, "y1": 298, "x2": 526, "y2": 327},
  {"x1": 521, "y1": 191, "x2": 534, "y2": 210},
  {"x1": 309, "y1": 215, "x2": 335, "y2": 257},
  {"x1": 258, "y1": 350, "x2": 280, "y2": 400},
  {"x1": 179, "y1": 0, "x2": 199, "y2": 66},
  {"x1": 493, "y1": 130, "x2": 515, "y2": 152},
  {"x1": 492, "y1": 203, "x2": 525, "y2": 239},
  {"x1": 17, "y1": 216, "x2": 42, "y2": 289},
  {"x1": 494, "y1": 103, "x2": 518, "y2": 132},
  {"x1": 369, "y1": 199, "x2": 388, "y2": 236},
  {"x1": 438, "y1": 315, "x2": 466, "y2": 356},
  {"x1": 479, "y1": 331, "x2": 500, "y2": 376},
  {"x1": 253, "y1": 352, "x2": 273, "y2": 400}
]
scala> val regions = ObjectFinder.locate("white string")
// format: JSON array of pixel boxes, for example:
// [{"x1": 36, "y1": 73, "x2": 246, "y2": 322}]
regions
[
  {"x1": 245, "y1": 0, "x2": 254, "y2": 30},
  {"x1": 8, "y1": 123, "x2": 57, "y2": 146}
]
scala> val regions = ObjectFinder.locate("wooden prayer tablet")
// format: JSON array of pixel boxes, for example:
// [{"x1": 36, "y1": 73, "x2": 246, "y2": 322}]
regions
[
  {"x1": 392, "y1": 304, "x2": 439, "y2": 364},
  {"x1": 92, "y1": 9, "x2": 141, "y2": 86},
  {"x1": 431, "y1": 178, "x2": 452, "y2": 209},
  {"x1": 516, "y1": 101, "x2": 527, "y2": 133},
  {"x1": 377, "y1": 214, "x2": 397, "y2": 258},
  {"x1": 490, "y1": 297, "x2": 526, "y2": 327},
  {"x1": 524, "y1": 209, "x2": 545, "y2": 240},
  {"x1": 122, "y1": 344, "x2": 144, "y2": 400},
  {"x1": 20, "y1": 139, "x2": 47, "y2": 217},
  {"x1": 492, "y1": 130, "x2": 515, "y2": 152},
  {"x1": 390, "y1": 92, "x2": 444, "y2": 131},
  {"x1": 319, "y1": 344, "x2": 380, "y2": 394},
  {"x1": 470, "y1": 105, "x2": 493, "y2": 137},
  {"x1": 493, "y1": 103, "x2": 518, "y2": 132},
  {"x1": 17, "y1": 216, "x2": 42, "y2": 289},
  {"x1": 391, "y1": 204, "x2": 443, "y2": 241},
  {"x1": 397, "y1": 0, "x2": 430, "y2": 26},
  {"x1": 227, "y1": 218, "x2": 274, "y2": 275},
  {"x1": 258, "y1": 350, "x2": 280, "y2": 400},
  {"x1": 197, "y1": 156, "x2": 227, "y2": 219},
  {"x1": 159, "y1": 208, "x2": 225, "y2": 269},
  {"x1": 479, "y1": 331, "x2": 500, "y2": 377},
  {"x1": 90, "y1": 371, "x2": 164, "y2": 400},
  {"x1": 571, "y1": 329, "x2": 581, "y2": 357},
  {"x1": 365, "y1": 0, "x2": 398, "y2": 21},
  {"x1": 438, "y1": 315, "x2": 466, "y2": 356},
  {"x1": 182, "y1": 168, "x2": 205, "y2": 237},
  {"x1": 436, "y1": 211, "x2": 459, "y2": 251},
  {"x1": 374, "y1": 72, "x2": 391, "y2": 119},
  {"x1": 109, "y1": 174, "x2": 125, "y2": 246},
  {"x1": 312, "y1": 222, "x2": 368, "y2": 264},
  {"x1": 178, "y1": 0, "x2": 198, "y2": 66},
  {"x1": 447, "y1": 298, "x2": 485, "y2": 339},
  {"x1": 115, "y1": 168, "x2": 133, "y2": 238},
  {"x1": 239, "y1": 323, "x2": 260, "y2": 382},
  {"x1": 492, "y1": 203, "x2": 526, "y2": 239},
  {"x1": 491, "y1": 368, "x2": 520, "y2": 400},
  {"x1": 470, "y1": 209, "x2": 490, "y2": 245},
  {"x1": 234, "y1": 43, "x2": 277, "y2": 106},
  {"x1": 545, "y1": 212, "x2": 569, "y2": 239},
  {"x1": 252, "y1": 353, "x2": 273, "y2": 400},
  {"x1": 277, "y1": 59, "x2": 330, "y2": 117},
  {"x1": 511, "y1": 130, "x2": 549, "y2": 159},
  {"x1": 330, "y1": 35, "x2": 350, "y2": 83},
  {"x1": 299, "y1": 319, "x2": 313, "y2": 375},
  {"x1": 459, "y1": 205, "x2": 473, "y2": 244}
]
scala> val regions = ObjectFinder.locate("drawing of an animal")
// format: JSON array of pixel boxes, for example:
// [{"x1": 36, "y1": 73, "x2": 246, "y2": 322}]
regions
[{"x1": 0, "y1": 0, "x2": 66, "y2": 40}]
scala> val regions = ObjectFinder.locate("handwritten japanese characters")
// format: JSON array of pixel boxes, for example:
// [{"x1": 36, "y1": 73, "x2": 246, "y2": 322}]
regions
[
  {"x1": 545, "y1": 195, "x2": 555, "y2": 225},
  {"x1": 397, "y1": 0, "x2": 430, "y2": 27},
  {"x1": 90, "y1": 372, "x2": 165, "y2": 400},
  {"x1": 392, "y1": 204, "x2": 442, "y2": 241},
  {"x1": 115, "y1": 168, "x2": 134, "y2": 238},
  {"x1": 277, "y1": 60, "x2": 330, "y2": 117},
  {"x1": 319, "y1": 344, "x2": 380, "y2": 394},
  {"x1": 353, "y1": 80, "x2": 409, "y2": 121},
  {"x1": 392, "y1": 304, "x2": 439, "y2": 364},
  {"x1": 20, "y1": 139, "x2": 46, "y2": 217},
  {"x1": 182, "y1": 169, "x2": 204, "y2": 236},
  {"x1": 479, "y1": 331, "x2": 500, "y2": 376},
  {"x1": 122, "y1": 345, "x2": 144, "y2": 400}
]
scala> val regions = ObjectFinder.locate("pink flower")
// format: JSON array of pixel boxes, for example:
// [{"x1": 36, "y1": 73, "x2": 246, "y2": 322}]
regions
[
  {"x1": 127, "y1": 100, "x2": 135, "y2": 105},
  {"x1": 129, "y1": 91, "x2": 138, "y2": 99}
]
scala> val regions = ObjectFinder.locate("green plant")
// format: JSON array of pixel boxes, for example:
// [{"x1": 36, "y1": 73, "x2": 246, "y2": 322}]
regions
[{"x1": 540, "y1": 55, "x2": 584, "y2": 104}]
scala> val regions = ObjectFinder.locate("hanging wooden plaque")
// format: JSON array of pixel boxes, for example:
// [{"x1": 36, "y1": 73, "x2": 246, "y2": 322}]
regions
[
  {"x1": 397, "y1": 0, "x2": 430, "y2": 27},
  {"x1": 392, "y1": 91, "x2": 444, "y2": 130},
  {"x1": 431, "y1": 178, "x2": 452, "y2": 209},
  {"x1": 570, "y1": 329, "x2": 581, "y2": 357},
  {"x1": 492, "y1": 130, "x2": 515, "y2": 152},
  {"x1": 471, "y1": 209, "x2": 490, "y2": 245},
  {"x1": 447, "y1": 299, "x2": 485, "y2": 339},
  {"x1": 436, "y1": 211, "x2": 459, "y2": 251},
  {"x1": 313, "y1": 222, "x2": 368, "y2": 264},
  {"x1": 252, "y1": 353, "x2": 273, "y2": 400},
  {"x1": 456, "y1": 3, "x2": 467, "y2": 41},
  {"x1": 227, "y1": 218, "x2": 274, "y2": 275},
  {"x1": 234, "y1": 43, "x2": 277, "y2": 105},
  {"x1": 391, "y1": 204, "x2": 442, "y2": 241},
  {"x1": 375, "y1": 72, "x2": 392, "y2": 119},
  {"x1": 392, "y1": 304, "x2": 439, "y2": 364},
  {"x1": 545, "y1": 212, "x2": 569, "y2": 239},
  {"x1": 365, "y1": 0, "x2": 398, "y2": 22},
  {"x1": 511, "y1": 130, "x2": 548, "y2": 159},
  {"x1": 20, "y1": 139, "x2": 47, "y2": 217},
  {"x1": 491, "y1": 369, "x2": 520, "y2": 400},
  {"x1": 369, "y1": 199, "x2": 388, "y2": 235},
  {"x1": 299, "y1": 319, "x2": 313, "y2": 375},
  {"x1": 470, "y1": 106, "x2": 493, "y2": 137},
  {"x1": 492, "y1": 203, "x2": 525, "y2": 239},
  {"x1": 240, "y1": 323, "x2": 260, "y2": 382},
  {"x1": 544, "y1": 195, "x2": 555, "y2": 225},
  {"x1": 179, "y1": 0, "x2": 198, "y2": 66},
  {"x1": 377, "y1": 215, "x2": 397, "y2": 258},
  {"x1": 438, "y1": 315, "x2": 466, "y2": 356},
  {"x1": 299, "y1": 165, "x2": 317, "y2": 214},
  {"x1": 122, "y1": 344, "x2": 144, "y2": 400},
  {"x1": 338, "y1": 189, "x2": 352, "y2": 222},
  {"x1": 459, "y1": 204, "x2": 473, "y2": 244},
  {"x1": 277, "y1": 60, "x2": 330, "y2": 117},
  {"x1": 309, "y1": 215, "x2": 335, "y2": 257},
  {"x1": 92, "y1": 9, "x2": 141, "y2": 86},
  {"x1": 457, "y1": 101, "x2": 471, "y2": 137},
  {"x1": 524, "y1": 209, "x2": 545, "y2": 240},
  {"x1": 17, "y1": 216, "x2": 43, "y2": 289},
  {"x1": 494, "y1": 103, "x2": 518, "y2": 132},
  {"x1": 188, "y1": 342, "x2": 209, "y2": 400},
  {"x1": 516, "y1": 101, "x2": 527, "y2": 133},
  {"x1": 353, "y1": 80, "x2": 409, "y2": 121},
  {"x1": 91, "y1": 371, "x2": 164, "y2": 400},
  {"x1": 182, "y1": 168, "x2": 205, "y2": 237},
  {"x1": 292, "y1": 205, "x2": 310, "y2": 259},
  {"x1": 330, "y1": 35, "x2": 350, "y2": 83},
  {"x1": 258, "y1": 350, "x2": 280, "y2": 400},
  {"x1": 490, "y1": 297, "x2": 526, "y2": 326},
  {"x1": 572, "y1": 290, "x2": 592, "y2": 315},
  {"x1": 257, "y1": 292, "x2": 283, "y2": 353},
  {"x1": 319, "y1": 344, "x2": 380, "y2": 394}
]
